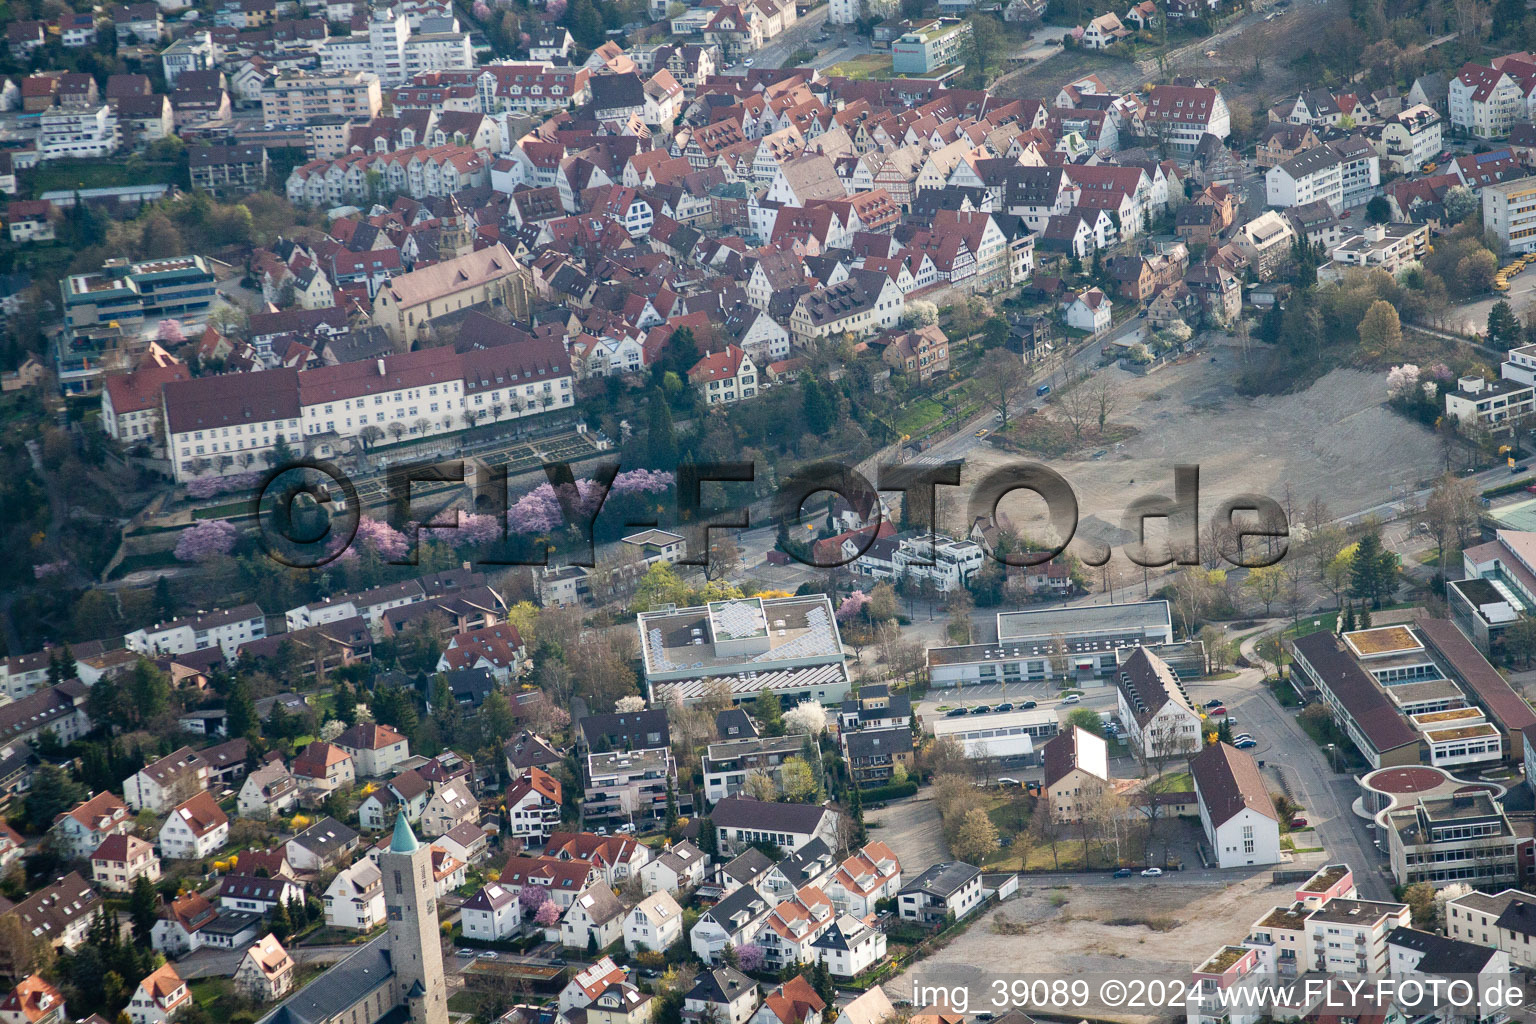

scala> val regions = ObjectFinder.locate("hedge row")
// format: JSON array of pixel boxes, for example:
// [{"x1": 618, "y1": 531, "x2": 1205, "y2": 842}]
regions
[{"x1": 857, "y1": 780, "x2": 918, "y2": 802}]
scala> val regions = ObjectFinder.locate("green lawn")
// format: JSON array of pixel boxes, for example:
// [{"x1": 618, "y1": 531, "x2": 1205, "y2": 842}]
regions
[
  {"x1": 1282, "y1": 611, "x2": 1339, "y2": 642},
  {"x1": 825, "y1": 54, "x2": 892, "y2": 79},
  {"x1": 1149, "y1": 771, "x2": 1192, "y2": 793},
  {"x1": 892, "y1": 398, "x2": 946, "y2": 436},
  {"x1": 23, "y1": 158, "x2": 181, "y2": 198}
]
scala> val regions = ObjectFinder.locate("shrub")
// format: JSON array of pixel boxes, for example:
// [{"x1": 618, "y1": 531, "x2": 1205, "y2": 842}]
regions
[{"x1": 856, "y1": 781, "x2": 918, "y2": 802}]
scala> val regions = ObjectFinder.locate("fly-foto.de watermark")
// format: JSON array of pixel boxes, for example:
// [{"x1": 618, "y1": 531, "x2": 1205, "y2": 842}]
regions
[{"x1": 248, "y1": 457, "x2": 1290, "y2": 572}]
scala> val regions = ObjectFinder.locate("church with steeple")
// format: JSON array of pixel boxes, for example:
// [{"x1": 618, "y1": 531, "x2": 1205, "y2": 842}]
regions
[{"x1": 259, "y1": 817, "x2": 449, "y2": 1024}]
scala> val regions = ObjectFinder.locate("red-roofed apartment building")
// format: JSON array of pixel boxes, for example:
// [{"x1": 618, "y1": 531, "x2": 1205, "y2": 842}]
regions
[
  {"x1": 506, "y1": 766, "x2": 562, "y2": 844},
  {"x1": 101, "y1": 358, "x2": 190, "y2": 452}
]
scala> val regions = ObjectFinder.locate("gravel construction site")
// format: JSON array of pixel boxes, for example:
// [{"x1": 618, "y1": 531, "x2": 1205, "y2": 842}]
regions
[
  {"x1": 884, "y1": 871, "x2": 1297, "y2": 1023},
  {"x1": 977, "y1": 343, "x2": 1443, "y2": 556}
]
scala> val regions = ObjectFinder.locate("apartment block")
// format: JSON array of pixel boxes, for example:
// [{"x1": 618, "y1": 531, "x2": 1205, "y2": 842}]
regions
[
  {"x1": 261, "y1": 71, "x2": 382, "y2": 124},
  {"x1": 890, "y1": 19, "x2": 971, "y2": 74},
  {"x1": 61, "y1": 256, "x2": 216, "y2": 334},
  {"x1": 1483, "y1": 175, "x2": 1536, "y2": 254}
]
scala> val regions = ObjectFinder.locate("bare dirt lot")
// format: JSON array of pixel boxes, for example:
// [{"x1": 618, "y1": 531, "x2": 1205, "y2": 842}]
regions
[
  {"x1": 980, "y1": 342, "x2": 1444, "y2": 555},
  {"x1": 886, "y1": 871, "x2": 1298, "y2": 1022}
]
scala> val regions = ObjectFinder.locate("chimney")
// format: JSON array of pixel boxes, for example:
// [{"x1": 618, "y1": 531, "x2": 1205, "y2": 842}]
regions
[{"x1": 376, "y1": 358, "x2": 386, "y2": 375}]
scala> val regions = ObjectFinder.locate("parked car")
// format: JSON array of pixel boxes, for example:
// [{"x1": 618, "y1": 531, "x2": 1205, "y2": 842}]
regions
[
  {"x1": 1062, "y1": 694, "x2": 1082, "y2": 705},
  {"x1": 997, "y1": 777, "x2": 1021, "y2": 786},
  {"x1": 1141, "y1": 867, "x2": 1163, "y2": 877},
  {"x1": 1113, "y1": 867, "x2": 1133, "y2": 878},
  {"x1": 973, "y1": 705, "x2": 992, "y2": 714},
  {"x1": 1208, "y1": 706, "x2": 1227, "y2": 715},
  {"x1": 996, "y1": 702, "x2": 1014, "y2": 712},
  {"x1": 1205, "y1": 698, "x2": 1225, "y2": 709},
  {"x1": 1291, "y1": 817, "x2": 1309, "y2": 828},
  {"x1": 1020, "y1": 700, "x2": 1038, "y2": 709},
  {"x1": 1036, "y1": 384, "x2": 1052, "y2": 396},
  {"x1": 1234, "y1": 739, "x2": 1258, "y2": 749},
  {"x1": 946, "y1": 707, "x2": 969, "y2": 717}
]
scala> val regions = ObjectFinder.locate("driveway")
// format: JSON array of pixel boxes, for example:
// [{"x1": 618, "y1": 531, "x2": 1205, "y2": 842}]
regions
[
  {"x1": 1445, "y1": 263, "x2": 1536, "y2": 335},
  {"x1": 868, "y1": 793, "x2": 949, "y2": 868},
  {"x1": 1237, "y1": 631, "x2": 1392, "y2": 901}
]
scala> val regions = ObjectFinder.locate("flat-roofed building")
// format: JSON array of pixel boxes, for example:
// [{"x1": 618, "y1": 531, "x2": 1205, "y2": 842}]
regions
[
  {"x1": 1385, "y1": 791, "x2": 1519, "y2": 887},
  {"x1": 584, "y1": 748, "x2": 676, "y2": 829},
  {"x1": 1483, "y1": 175, "x2": 1536, "y2": 254},
  {"x1": 1316, "y1": 222, "x2": 1429, "y2": 282},
  {"x1": 262, "y1": 70, "x2": 382, "y2": 123},
  {"x1": 927, "y1": 600, "x2": 1198, "y2": 687},
  {"x1": 639, "y1": 595, "x2": 851, "y2": 708},
  {"x1": 702, "y1": 735, "x2": 811, "y2": 802},
  {"x1": 62, "y1": 255, "x2": 216, "y2": 334},
  {"x1": 926, "y1": 706, "x2": 1059, "y2": 762},
  {"x1": 1290, "y1": 630, "x2": 1424, "y2": 769},
  {"x1": 1445, "y1": 374, "x2": 1536, "y2": 430},
  {"x1": 1453, "y1": 530, "x2": 1536, "y2": 655}
]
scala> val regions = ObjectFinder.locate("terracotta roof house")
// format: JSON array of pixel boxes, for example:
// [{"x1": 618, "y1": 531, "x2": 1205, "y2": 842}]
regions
[{"x1": 334, "y1": 723, "x2": 410, "y2": 777}]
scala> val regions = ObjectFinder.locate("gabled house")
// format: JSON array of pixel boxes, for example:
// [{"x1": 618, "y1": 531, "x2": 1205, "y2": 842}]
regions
[
  {"x1": 126, "y1": 964, "x2": 190, "y2": 1024},
  {"x1": 641, "y1": 840, "x2": 709, "y2": 895},
  {"x1": 286, "y1": 816, "x2": 359, "y2": 872},
  {"x1": 560, "y1": 883, "x2": 626, "y2": 951},
  {"x1": 692, "y1": 883, "x2": 772, "y2": 963},
  {"x1": 506, "y1": 767, "x2": 562, "y2": 844},
  {"x1": 49, "y1": 792, "x2": 133, "y2": 859},
  {"x1": 322, "y1": 857, "x2": 384, "y2": 930},
  {"x1": 233, "y1": 934, "x2": 295, "y2": 1003},
  {"x1": 421, "y1": 777, "x2": 477, "y2": 837},
  {"x1": 624, "y1": 890, "x2": 684, "y2": 954},
  {"x1": 824, "y1": 841, "x2": 901, "y2": 917},
  {"x1": 334, "y1": 722, "x2": 410, "y2": 777},
  {"x1": 158, "y1": 792, "x2": 229, "y2": 860},
  {"x1": 91, "y1": 835, "x2": 161, "y2": 894},
  {"x1": 685, "y1": 967, "x2": 759, "y2": 1024}
]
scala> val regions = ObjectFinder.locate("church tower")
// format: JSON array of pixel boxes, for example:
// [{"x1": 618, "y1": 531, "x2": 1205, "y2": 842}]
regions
[{"x1": 382, "y1": 816, "x2": 450, "y2": 1024}]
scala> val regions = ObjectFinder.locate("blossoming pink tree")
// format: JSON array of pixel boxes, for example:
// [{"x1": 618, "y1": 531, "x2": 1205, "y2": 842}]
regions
[
  {"x1": 737, "y1": 943, "x2": 765, "y2": 972},
  {"x1": 837, "y1": 591, "x2": 870, "y2": 622},
  {"x1": 353, "y1": 518, "x2": 410, "y2": 561},
  {"x1": 534, "y1": 900, "x2": 561, "y2": 927},
  {"x1": 156, "y1": 319, "x2": 185, "y2": 346},
  {"x1": 174, "y1": 520, "x2": 237, "y2": 562}
]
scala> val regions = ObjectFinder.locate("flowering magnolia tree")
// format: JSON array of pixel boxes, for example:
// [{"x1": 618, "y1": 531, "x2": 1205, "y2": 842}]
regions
[
  {"x1": 783, "y1": 701, "x2": 826, "y2": 735},
  {"x1": 186, "y1": 472, "x2": 263, "y2": 499},
  {"x1": 505, "y1": 471, "x2": 677, "y2": 537},
  {"x1": 353, "y1": 518, "x2": 410, "y2": 561},
  {"x1": 32, "y1": 561, "x2": 69, "y2": 580},
  {"x1": 612, "y1": 469, "x2": 674, "y2": 494},
  {"x1": 836, "y1": 591, "x2": 870, "y2": 622},
  {"x1": 472, "y1": 0, "x2": 490, "y2": 17},
  {"x1": 546, "y1": 0, "x2": 567, "y2": 18},
  {"x1": 454, "y1": 513, "x2": 504, "y2": 545},
  {"x1": 534, "y1": 900, "x2": 561, "y2": 927},
  {"x1": 174, "y1": 520, "x2": 237, "y2": 562},
  {"x1": 156, "y1": 319, "x2": 185, "y2": 346},
  {"x1": 519, "y1": 884, "x2": 551, "y2": 912},
  {"x1": 1386, "y1": 364, "x2": 1421, "y2": 399},
  {"x1": 737, "y1": 943, "x2": 765, "y2": 972}
]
